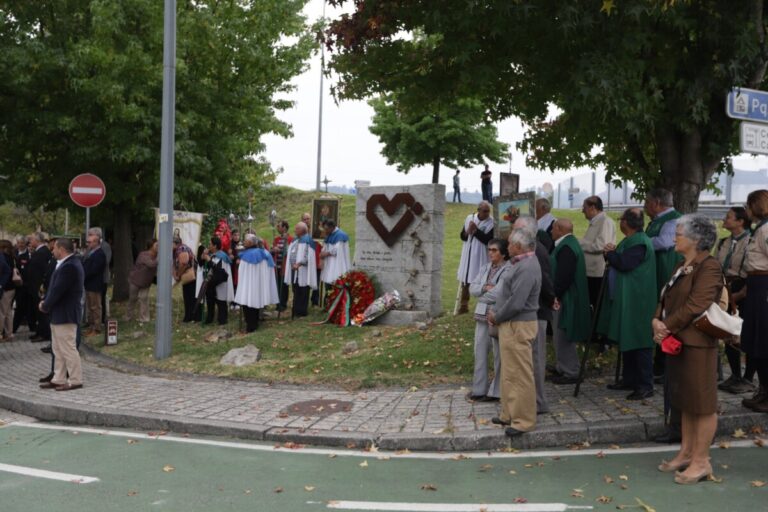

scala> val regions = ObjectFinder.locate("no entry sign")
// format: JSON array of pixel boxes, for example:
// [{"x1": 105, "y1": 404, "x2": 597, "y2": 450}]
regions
[{"x1": 69, "y1": 173, "x2": 106, "y2": 208}]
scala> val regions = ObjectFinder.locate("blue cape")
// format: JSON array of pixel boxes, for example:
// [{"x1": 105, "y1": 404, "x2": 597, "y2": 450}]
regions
[
  {"x1": 298, "y1": 234, "x2": 316, "y2": 249},
  {"x1": 239, "y1": 247, "x2": 274, "y2": 268},
  {"x1": 325, "y1": 228, "x2": 349, "y2": 245},
  {"x1": 214, "y1": 250, "x2": 232, "y2": 265}
]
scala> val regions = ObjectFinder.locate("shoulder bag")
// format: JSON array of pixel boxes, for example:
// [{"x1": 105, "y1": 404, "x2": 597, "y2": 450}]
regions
[{"x1": 693, "y1": 279, "x2": 743, "y2": 339}]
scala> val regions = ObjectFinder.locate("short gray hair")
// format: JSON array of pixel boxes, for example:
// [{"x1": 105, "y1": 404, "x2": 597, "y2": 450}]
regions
[
  {"x1": 16, "y1": 236, "x2": 28, "y2": 244},
  {"x1": 478, "y1": 200, "x2": 492, "y2": 211},
  {"x1": 513, "y1": 215, "x2": 537, "y2": 236},
  {"x1": 646, "y1": 188, "x2": 674, "y2": 207},
  {"x1": 88, "y1": 227, "x2": 102, "y2": 239},
  {"x1": 30, "y1": 232, "x2": 45, "y2": 244},
  {"x1": 677, "y1": 214, "x2": 717, "y2": 252},
  {"x1": 244, "y1": 233, "x2": 258, "y2": 244},
  {"x1": 509, "y1": 228, "x2": 536, "y2": 250}
]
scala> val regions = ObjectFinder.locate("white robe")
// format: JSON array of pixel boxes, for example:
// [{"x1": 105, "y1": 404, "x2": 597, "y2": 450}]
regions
[
  {"x1": 320, "y1": 231, "x2": 351, "y2": 284},
  {"x1": 235, "y1": 257, "x2": 279, "y2": 309},
  {"x1": 284, "y1": 238, "x2": 318, "y2": 290},
  {"x1": 195, "y1": 255, "x2": 235, "y2": 303},
  {"x1": 457, "y1": 213, "x2": 494, "y2": 285}
]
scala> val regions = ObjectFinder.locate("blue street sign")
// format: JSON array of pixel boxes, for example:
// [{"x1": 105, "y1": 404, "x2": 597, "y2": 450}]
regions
[{"x1": 726, "y1": 87, "x2": 768, "y2": 123}]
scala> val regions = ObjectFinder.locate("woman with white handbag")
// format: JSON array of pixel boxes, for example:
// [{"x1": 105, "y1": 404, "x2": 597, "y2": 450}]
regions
[{"x1": 651, "y1": 214, "x2": 723, "y2": 484}]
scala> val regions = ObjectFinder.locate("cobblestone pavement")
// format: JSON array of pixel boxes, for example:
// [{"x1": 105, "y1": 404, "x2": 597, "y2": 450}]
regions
[{"x1": 1, "y1": 333, "x2": 766, "y2": 451}]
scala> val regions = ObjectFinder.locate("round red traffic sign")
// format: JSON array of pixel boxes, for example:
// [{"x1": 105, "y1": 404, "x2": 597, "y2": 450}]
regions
[{"x1": 69, "y1": 173, "x2": 106, "y2": 208}]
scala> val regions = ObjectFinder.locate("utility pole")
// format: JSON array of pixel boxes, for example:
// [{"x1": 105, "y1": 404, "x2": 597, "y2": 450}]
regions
[
  {"x1": 315, "y1": 0, "x2": 326, "y2": 192},
  {"x1": 155, "y1": 0, "x2": 177, "y2": 360}
]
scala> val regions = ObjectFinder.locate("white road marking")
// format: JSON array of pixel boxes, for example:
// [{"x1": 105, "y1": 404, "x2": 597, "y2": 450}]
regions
[
  {"x1": 8, "y1": 422, "x2": 762, "y2": 460},
  {"x1": 320, "y1": 501, "x2": 593, "y2": 511},
  {"x1": 71, "y1": 186, "x2": 103, "y2": 195},
  {"x1": 0, "y1": 463, "x2": 99, "y2": 484}
]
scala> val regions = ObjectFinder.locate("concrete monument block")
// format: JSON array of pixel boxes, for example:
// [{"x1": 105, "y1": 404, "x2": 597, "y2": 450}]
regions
[{"x1": 354, "y1": 184, "x2": 445, "y2": 320}]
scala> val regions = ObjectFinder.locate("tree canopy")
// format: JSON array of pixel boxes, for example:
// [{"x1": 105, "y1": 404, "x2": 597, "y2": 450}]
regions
[
  {"x1": 325, "y1": 0, "x2": 768, "y2": 211},
  {"x1": 369, "y1": 93, "x2": 508, "y2": 183},
  {"x1": 0, "y1": 0, "x2": 314, "y2": 297}
]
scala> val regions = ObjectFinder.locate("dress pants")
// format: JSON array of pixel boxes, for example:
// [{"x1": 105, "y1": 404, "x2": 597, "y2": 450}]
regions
[
  {"x1": 0, "y1": 288, "x2": 15, "y2": 337},
  {"x1": 275, "y1": 269, "x2": 289, "y2": 311},
  {"x1": 36, "y1": 312, "x2": 51, "y2": 341},
  {"x1": 498, "y1": 320, "x2": 538, "y2": 432},
  {"x1": 292, "y1": 284, "x2": 309, "y2": 317},
  {"x1": 51, "y1": 323, "x2": 82, "y2": 386},
  {"x1": 85, "y1": 291, "x2": 102, "y2": 332},
  {"x1": 50, "y1": 324, "x2": 81, "y2": 375},
  {"x1": 127, "y1": 283, "x2": 151, "y2": 323},
  {"x1": 12, "y1": 287, "x2": 34, "y2": 333},
  {"x1": 551, "y1": 309, "x2": 580, "y2": 379},
  {"x1": 472, "y1": 320, "x2": 500, "y2": 398},
  {"x1": 243, "y1": 306, "x2": 260, "y2": 332},
  {"x1": 206, "y1": 296, "x2": 227, "y2": 325},
  {"x1": 622, "y1": 348, "x2": 653, "y2": 393},
  {"x1": 534, "y1": 320, "x2": 550, "y2": 413},
  {"x1": 182, "y1": 281, "x2": 197, "y2": 322}
]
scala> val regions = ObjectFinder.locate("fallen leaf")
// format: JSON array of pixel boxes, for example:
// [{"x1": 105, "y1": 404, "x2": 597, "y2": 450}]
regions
[
  {"x1": 477, "y1": 418, "x2": 490, "y2": 426},
  {"x1": 754, "y1": 438, "x2": 765, "y2": 448},
  {"x1": 603, "y1": 475, "x2": 614, "y2": 484},
  {"x1": 720, "y1": 464, "x2": 730, "y2": 470},
  {"x1": 328, "y1": 454, "x2": 337, "y2": 459},
  {"x1": 718, "y1": 441, "x2": 731, "y2": 449},
  {"x1": 127, "y1": 439, "x2": 138, "y2": 445},
  {"x1": 273, "y1": 486, "x2": 284, "y2": 493},
  {"x1": 707, "y1": 474, "x2": 723, "y2": 483},
  {"x1": 732, "y1": 428, "x2": 747, "y2": 439},
  {"x1": 609, "y1": 444, "x2": 621, "y2": 450},
  {"x1": 304, "y1": 486, "x2": 316, "y2": 492},
  {"x1": 620, "y1": 484, "x2": 629, "y2": 490},
  {"x1": 478, "y1": 464, "x2": 493, "y2": 472},
  {"x1": 244, "y1": 490, "x2": 252, "y2": 495},
  {"x1": 452, "y1": 454, "x2": 469, "y2": 461},
  {"x1": 513, "y1": 497, "x2": 527, "y2": 503},
  {"x1": 596, "y1": 495, "x2": 613, "y2": 504},
  {"x1": 571, "y1": 488, "x2": 584, "y2": 498},
  {"x1": 162, "y1": 465, "x2": 175, "y2": 473},
  {"x1": 750, "y1": 425, "x2": 764, "y2": 435},
  {"x1": 595, "y1": 451, "x2": 606, "y2": 459},
  {"x1": 619, "y1": 474, "x2": 629, "y2": 481},
  {"x1": 508, "y1": 470, "x2": 517, "y2": 475},
  {"x1": 750, "y1": 480, "x2": 766, "y2": 488},
  {"x1": 635, "y1": 498, "x2": 656, "y2": 512},
  {"x1": 395, "y1": 449, "x2": 411, "y2": 455},
  {"x1": 523, "y1": 464, "x2": 534, "y2": 468},
  {"x1": 378, "y1": 456, "x2": 391, "y2": 461},
  {"x1": 127, "y1": 490, "x2": 138, "y2": 496},
  {"x1": 420, "y1": 483, "x2": 437, "y2": 491},
  {"x1": 359, "y1": 460, "x2": 368, "y2": 468}
]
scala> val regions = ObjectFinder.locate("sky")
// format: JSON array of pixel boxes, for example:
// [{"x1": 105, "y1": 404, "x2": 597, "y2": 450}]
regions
[{"x1": 262, "y1": 0, "x2": 768, "y2": 196}]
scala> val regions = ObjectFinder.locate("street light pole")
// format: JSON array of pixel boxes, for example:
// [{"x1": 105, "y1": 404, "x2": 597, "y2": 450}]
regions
[
  {"x1": 155, "y1": 0, "x2": 177, "y2": 360},
  {"x1": 315, "y1": 0, "x2": 326, "y2": 192}
]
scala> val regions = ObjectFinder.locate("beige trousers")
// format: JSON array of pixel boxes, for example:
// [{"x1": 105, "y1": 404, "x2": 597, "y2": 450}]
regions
[
  {"x1": 127, "y1": 283, "x2": 151, "y2": 323},
  {"x1": 498, "y1": 320, "x2": 539, "y2": 432},
  {"x1": 0, "y1": 288, "x2": 14, "y2": 337},
  {"x1": 51, "y1": 323, "x2": 82, "y2": 386},
  {"x1": 86, "y1": 291, "x2": 102, "y2": 331}
]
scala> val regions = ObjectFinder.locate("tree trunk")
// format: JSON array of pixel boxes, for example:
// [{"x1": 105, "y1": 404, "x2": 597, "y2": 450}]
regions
[
  {"x1": 655, "y1": 126, "x2": 720, "y2": 214},
  {"x1": 111, "y1": 206, "x2": 133, "y2": 302},
  {"x1": 431, "y1": 155, "x2": 440, "y2": 184}
]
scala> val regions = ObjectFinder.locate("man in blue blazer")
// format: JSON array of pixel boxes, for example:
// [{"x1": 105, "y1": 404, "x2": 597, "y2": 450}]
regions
[{"x1": 39, "y1": 238, "x2": 84, "y2": 391}]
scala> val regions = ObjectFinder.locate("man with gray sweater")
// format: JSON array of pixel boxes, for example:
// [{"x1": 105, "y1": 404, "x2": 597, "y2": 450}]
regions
[{"x1": 488, "y1": 229, "x2": 542, "y2": 437}]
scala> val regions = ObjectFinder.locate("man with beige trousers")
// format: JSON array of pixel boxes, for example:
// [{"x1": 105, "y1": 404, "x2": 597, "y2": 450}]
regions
[{"x1": 579, "y1": 196, "x2": 617, "y2": 314}]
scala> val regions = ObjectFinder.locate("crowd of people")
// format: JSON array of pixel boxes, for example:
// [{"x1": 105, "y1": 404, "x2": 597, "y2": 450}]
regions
[{"x1": 459, "y1": 188, "x2": 768, "y2": 484}]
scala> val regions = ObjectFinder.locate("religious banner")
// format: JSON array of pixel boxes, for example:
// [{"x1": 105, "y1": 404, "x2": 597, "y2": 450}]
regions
[
  {"x1": 499, "y1": 172, "x2": 520, "y2": 196},
  {"x1": 153, "y1": 209, "x2": 205, "y2": 250},
  {"x1": 493, "y1": 192, "x2": 536, "y2": 240},
  {"x1": 311, "y1": 198, "x2": 340, "y2": 239}
]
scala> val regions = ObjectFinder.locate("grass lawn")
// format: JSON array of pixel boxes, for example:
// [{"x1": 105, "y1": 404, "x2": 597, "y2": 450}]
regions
[{"x1": 92, "y1": 188, "x2": 634, "y2": 388}]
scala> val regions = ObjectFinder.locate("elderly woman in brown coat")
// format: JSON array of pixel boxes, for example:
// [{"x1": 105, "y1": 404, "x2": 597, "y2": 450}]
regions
[{"x1": 652, "y1": 214, "x2": 723, "y2": 484}]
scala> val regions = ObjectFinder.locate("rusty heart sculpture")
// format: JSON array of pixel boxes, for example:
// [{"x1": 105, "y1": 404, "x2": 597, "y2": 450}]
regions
[{"x1": 366, "y1": 193, "x2": 425, "y2": 247}]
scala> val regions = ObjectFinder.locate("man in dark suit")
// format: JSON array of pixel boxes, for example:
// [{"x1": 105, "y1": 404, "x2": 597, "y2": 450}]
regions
[
  {"x1": 39, "y1": 238, "x2": 84, "y2": 391},
  {"x1": 25, "y1": 232, "x2": 52, "y2": 342},
  {"x1": 83, "y1": 231, "x2": 106, "y2": 336}
]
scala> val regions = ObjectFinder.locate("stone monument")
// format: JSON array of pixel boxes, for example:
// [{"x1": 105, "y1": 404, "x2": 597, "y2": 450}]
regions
[{"x1": 354, "y1": 184, "x2": 445, "y2": 323}]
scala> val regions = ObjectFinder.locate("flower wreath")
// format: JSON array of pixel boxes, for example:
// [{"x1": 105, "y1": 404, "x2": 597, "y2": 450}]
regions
[{"x1": 323, "y1": 270, "x2": 376, "y2": 326}]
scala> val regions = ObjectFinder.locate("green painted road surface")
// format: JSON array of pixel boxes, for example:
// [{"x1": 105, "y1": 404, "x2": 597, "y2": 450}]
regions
[{"x1": 0, "y1": 423, "x2": 765, "y2": 512}]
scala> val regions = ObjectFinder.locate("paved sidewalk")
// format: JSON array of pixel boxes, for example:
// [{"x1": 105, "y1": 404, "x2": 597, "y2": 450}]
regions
[{"x1": 1, "y1": 335, "x2": 766, "y2": 451}]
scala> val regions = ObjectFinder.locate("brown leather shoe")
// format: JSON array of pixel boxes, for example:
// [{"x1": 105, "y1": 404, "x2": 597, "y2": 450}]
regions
[
  {"x1": 54, "y1": 384, "x2": 83, "y2": 391},
  {"x1": 39, "y1": 382, "x2": 59, "y2": 389}
]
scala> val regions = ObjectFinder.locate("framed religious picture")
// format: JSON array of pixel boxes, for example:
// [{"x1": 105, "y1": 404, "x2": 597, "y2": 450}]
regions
[
  {"x1": 311, "y1": 198, "x2": 340, "y2": 239},
  {"x1": 499, "y1": 172, "x2": 520, "y2": 196},
  {"x1": 493, "y1": 192, "x2": 536, "y2": 240}
]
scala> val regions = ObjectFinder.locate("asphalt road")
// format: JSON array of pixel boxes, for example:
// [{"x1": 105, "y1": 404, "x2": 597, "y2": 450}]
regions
[{"x1": 0, "y1": 421, "x2": 765, "y2": 512}]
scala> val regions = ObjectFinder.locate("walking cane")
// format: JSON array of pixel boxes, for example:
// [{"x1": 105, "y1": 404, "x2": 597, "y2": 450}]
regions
[
  {"x1": 453, "y1": 215, "x2": 477, "y2": 315},
  {"x1": 574, "y1": 265, "x2": 610, "y2": 398}
]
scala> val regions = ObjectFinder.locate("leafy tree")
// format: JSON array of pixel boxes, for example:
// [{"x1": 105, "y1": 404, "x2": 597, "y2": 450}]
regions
[
  {"x1": 325, "y1": 0, "x2": 768, "y2": 211},
  {"x1": 0, "y1": 0, "x2": 314, "y2": 298},
  {"x1": 369, "y1": 93, "x2": 508, "y2": 183}
]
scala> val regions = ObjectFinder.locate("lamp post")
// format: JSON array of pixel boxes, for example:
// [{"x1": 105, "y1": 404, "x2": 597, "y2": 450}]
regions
[{"x1": 315, "y1": 0, "x2": 326, "y2": 192}]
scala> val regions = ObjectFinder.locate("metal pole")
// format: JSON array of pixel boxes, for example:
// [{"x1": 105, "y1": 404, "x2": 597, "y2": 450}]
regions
[
  {"x1": 155, "y1": 0, "x2": 176, "y2": 360},
  {"x1": 591, "y1": 171, "x2": 596, "y2": 197},
  {"x1": 65, "y1": 209, "x2": 69, "y2": 235},
  {"x1": 85, "y1": 207, "x2": 90, "y2": 236},
  {"x1": 315, "y1": 0, "x2": 326, "y2": 192}
]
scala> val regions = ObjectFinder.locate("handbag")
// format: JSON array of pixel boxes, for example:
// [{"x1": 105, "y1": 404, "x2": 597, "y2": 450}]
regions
[
  {"x1": 693, "y1": 283, "x2": 743, "y2": 339},
  {"x1": 12, "y1": 267, "x2": 22, "y2": 286},
  {"x1": 179, "y1": 267, "x2": 196, "y2": 285}
]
